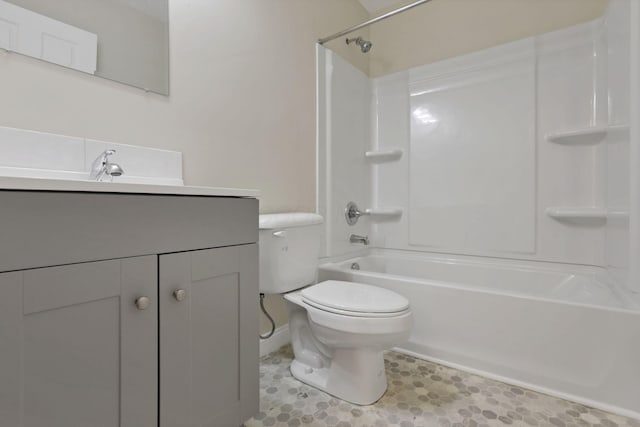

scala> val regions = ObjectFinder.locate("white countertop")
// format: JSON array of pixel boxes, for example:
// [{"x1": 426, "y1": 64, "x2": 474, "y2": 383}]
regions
[{"x1": 0, "y1": 176, "x2": 259, "y2": 198}]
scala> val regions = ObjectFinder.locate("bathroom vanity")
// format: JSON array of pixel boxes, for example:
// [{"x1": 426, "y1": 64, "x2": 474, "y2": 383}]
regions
[{"x1": 0, "y1": 178, "x2": 259, "y2": 427}]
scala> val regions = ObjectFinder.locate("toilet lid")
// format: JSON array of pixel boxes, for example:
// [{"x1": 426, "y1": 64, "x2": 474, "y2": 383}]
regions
[{"x1": 301, "y1": 280, "x2": 409, "y2": 314}]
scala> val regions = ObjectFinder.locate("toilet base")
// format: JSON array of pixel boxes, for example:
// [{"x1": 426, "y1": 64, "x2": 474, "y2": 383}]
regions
[{"x1": 289, "y1": 347, "x2": 388, "y2": 406}]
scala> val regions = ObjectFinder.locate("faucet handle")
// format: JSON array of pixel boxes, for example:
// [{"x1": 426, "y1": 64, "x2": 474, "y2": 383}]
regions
[
  {"x1": 90, "y1": 149, "x2": 121, "y2": 181},
  {"x1": 94, "y1": 149, "x2": 116, "y2": 168},
  {"x1": 345, "y1": 201, "x2": 370, "y2": 225}
]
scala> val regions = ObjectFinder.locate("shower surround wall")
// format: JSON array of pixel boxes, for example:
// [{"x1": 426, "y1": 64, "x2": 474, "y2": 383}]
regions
[
  {"x1": 382, "y1": 5, "x2": 635, "y2": 291},
  {"x1": 317, "y1": 46, "x2": 372, "y2": 258},
  {"x1": 374, "y1": 20, "x2": 608, "y2": 265},
  {"x1": 605, "y1": 0, "x2": 633, "y2": 288},
  {"x1": 319, "y1": 0, "x2": 638, "y2": 295}
]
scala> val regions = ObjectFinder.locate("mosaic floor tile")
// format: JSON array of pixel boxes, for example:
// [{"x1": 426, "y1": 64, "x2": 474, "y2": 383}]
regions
[{"x1": 245, "y1": 345, "x2": 639, "y2": 427}]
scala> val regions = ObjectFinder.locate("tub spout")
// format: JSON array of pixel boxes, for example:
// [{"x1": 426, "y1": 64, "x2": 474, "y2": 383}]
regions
[{"x1": 350, "y1": 234, "x2": 369, "y2": 246}]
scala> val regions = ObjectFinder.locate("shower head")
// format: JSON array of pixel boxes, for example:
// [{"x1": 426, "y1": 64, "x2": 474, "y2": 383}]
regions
[{"x1": 346, "y1": 36, "x2": 373, "y2": 53}]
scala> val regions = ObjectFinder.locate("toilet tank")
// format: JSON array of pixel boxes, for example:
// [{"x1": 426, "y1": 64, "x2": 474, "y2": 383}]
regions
[{"x1": 259, "y1": 213, "x2": 324, "y2": 294}]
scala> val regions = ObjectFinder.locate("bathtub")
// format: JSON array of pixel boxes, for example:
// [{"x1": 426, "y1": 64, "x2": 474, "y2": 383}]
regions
[{"x1": 318, "y1": 250, "x2": 640, "y2": 419}]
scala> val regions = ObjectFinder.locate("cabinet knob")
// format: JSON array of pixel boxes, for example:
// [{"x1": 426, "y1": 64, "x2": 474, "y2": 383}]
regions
[
  {"x1": 135, "y1": 296, "x2": 151, "y2": 310},
  {"x1": 173, "y1": 289, "x2": 187, "y2": 302}
]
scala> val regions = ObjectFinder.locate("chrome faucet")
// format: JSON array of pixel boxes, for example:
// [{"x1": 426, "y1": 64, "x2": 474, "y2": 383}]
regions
[
  {"x1": 90, "y1": 149, "x2": 124, "y2": 181},
  {"x1": 350, "y1": 234, "x2": 369, "y2": 246}
]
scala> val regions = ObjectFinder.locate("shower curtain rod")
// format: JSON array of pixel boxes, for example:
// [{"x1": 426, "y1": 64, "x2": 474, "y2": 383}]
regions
[{"x1": 318, "y1": 0, "x2": 433, "y2": 45}]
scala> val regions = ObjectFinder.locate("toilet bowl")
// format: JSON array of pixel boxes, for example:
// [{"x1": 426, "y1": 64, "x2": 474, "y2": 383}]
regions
[
  {"x1": 285, "y1": 281, "x2": 413, "y2": 405},
  {"x1": 259, "y1": 213, "x2": 413, "y2": 405}
]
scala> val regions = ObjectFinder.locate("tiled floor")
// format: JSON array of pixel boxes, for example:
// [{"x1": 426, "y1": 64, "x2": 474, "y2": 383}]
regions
[{"x1": 245, "y1": 345, "x2": 639, "y2": 427}]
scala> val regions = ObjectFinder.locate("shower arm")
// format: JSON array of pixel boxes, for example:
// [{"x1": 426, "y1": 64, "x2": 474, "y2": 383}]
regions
[{"x1": 318, "y1": 0, "x2": 433, "y2": 45}]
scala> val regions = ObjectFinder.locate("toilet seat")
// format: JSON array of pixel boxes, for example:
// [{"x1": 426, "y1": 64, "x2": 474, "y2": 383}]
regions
[
  {"x1": 300, "y1": 280, "x2": 410, "y2": 318},
  {"x1": 303, "y1": 300, "x2": 410, "y2": 318},
  {"x1": 286, "y1": 288, "x2": 413, "y2": 336}
]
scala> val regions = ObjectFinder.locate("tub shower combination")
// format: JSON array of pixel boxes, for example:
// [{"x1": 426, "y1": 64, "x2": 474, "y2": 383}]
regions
[{"x1": 316, "y1": 0, "x2": 640, "y2": 419}]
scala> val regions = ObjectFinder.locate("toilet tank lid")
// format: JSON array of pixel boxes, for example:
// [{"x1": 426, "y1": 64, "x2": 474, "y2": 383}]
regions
[{"x1": 259, "y1": 213, "x2": 324, "y2": 229}]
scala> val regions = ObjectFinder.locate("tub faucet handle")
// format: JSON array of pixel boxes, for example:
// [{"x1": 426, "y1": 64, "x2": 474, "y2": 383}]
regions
[
  {"x1": 345, "y1": 201, "x2": 369, "y2": 225},
  {"x1": 350, "y1": 234, "x2": 369, "y2": 246}
]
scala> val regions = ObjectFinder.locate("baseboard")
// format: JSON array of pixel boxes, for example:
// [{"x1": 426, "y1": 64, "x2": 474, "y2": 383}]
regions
[{"x1": 260, "y1": 325, "x2": 290, "y2": 357}]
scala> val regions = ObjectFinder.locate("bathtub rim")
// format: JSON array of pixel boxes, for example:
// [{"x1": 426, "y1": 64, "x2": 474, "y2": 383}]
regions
[
  {"x1": 322, "y1": 247, "x2": 612, "y2": 276},
  {"x1": 319, "y1": 248, "x2": 640, "y2": 314}
]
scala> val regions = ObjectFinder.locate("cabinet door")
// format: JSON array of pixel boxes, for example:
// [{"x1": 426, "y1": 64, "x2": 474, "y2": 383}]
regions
[
  {"x1": 0, "y1": 256, "x2": 158, "y2": 427},
  {"x1": 160, "y1": 244, "x2": 258, "y2": 427}
]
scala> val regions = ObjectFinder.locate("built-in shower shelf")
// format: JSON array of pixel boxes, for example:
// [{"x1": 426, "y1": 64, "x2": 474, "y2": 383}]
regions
[
  {"x1": 546, "y1": 207, "x2": 608, "y2": 224},
  {"x1": 546, "y1": 207, "x2": 630, "y2": 224},
  {"x1": 546, "y1": 124, "x2": 628, "y2": 145},
  {"x1": 365, "y1": 207, "x2": 403, "y2": 220},
  {"x1": 365, "y1": 148, "x2": 403, "y2": 163}
]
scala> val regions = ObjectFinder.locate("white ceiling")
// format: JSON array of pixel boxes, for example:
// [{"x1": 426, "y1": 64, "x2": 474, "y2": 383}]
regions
[{"x1": 358, "y1": 0, "x2": 403, "y2": 13}]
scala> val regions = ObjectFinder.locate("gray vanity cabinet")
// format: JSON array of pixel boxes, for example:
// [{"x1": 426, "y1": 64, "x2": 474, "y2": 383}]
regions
[
  {"x1": 0, "y1": 256, "x2": 159, "y2": 427},
  {"x1": 0, "y1": 190, "x2": 259, "y2": 427},
  {"x1": 159, "y1": 244, "x2": 259, "y2": 427}
]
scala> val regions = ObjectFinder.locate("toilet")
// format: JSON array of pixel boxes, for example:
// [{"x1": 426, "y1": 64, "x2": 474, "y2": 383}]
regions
[{"x1": 259, "y1": 213, "x2": 413, "y2": 405}]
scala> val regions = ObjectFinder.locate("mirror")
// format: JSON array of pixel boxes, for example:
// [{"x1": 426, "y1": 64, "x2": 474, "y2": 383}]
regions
[{"x1": 0, "y1": 0, "x2": 169, "y2": 95}]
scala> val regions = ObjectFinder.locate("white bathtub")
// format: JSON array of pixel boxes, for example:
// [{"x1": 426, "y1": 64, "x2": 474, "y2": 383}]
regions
[{"x1": 318, "y1": 250, "x2": 640, "y2": 419}]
